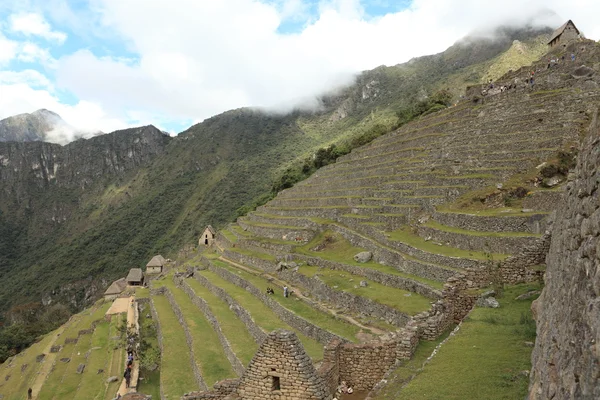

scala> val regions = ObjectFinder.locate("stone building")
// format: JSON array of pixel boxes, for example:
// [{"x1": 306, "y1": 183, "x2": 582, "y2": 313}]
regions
[
  {"x1": 200, "y1": 225, "x2": 216, "y2": 246},
  {"x1": 146, "y1": 254, "x2": 166, "y2": 274},
  {"x1": 548, "y1": 20, "x2": 580, "y2": 48},
  {"x1": 236, "y1": 330, "x2": 332, "y2": 400},
  {"x1": 103, "y1": 278, "x2": 127, "y2": 300},
  {"x1": 126, "y1": 268, "x2": 144, "y2": 286}
]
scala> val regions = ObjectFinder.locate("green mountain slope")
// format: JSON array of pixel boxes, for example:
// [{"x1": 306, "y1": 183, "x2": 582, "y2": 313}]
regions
[{"x1": 0, "y1": 26, "x2": 551, "y2": 322}]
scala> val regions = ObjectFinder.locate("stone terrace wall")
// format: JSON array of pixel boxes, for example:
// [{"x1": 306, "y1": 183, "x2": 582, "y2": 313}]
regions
[
  {"x1": 292, "y1": 255, "x2": 442, "y2": 300},
  {"x1": 277, "y1": 269, "x2": 410, "y2": 328},
  {"x1": 192, "y1": 273, "x2": 267, "y2": 344},
  {"x1": 529, "y1": 109, "x2": 600, "y2": 399},
  {"x1": 163, "y1": 288, "x2": 207, "y2": 391},
  {"x1": 174, "y1": 276, "x2": 246, "y2": 376},
  {"x1": 207, "y1": 262, "x2": 345, "y2": 346}
]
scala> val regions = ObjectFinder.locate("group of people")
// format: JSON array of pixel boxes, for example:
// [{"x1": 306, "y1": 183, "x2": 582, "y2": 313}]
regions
[
  {"x1": 264, "y1": 285, "x2": 291, "y2": 298},
  {"x1": 124, "y1": 350, "x2": 135, "y2": 388}
]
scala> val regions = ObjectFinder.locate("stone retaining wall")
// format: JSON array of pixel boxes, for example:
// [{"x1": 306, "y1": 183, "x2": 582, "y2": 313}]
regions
[
  {"x1": 236, "y1": 238, "x2": 296, "y2": 256},
  {"x1": 193, "y1": 272, "x2": 267, "y2": 345},
  {"x1": 277, "y1": 269, "x2": 410, "y2": 328},
  {"x1": 148, "y1": 297, "x2": 166, "y2": 400},
  {"x1": 163, "y1": 288, "x2": 207, "y2": 391},
  {"x1": 222, "y1": 249, "x2": 276, "y2": 272},
  {"x1": 522, "y1": 190, "x2": 564, "y2": 212},
  {"x1": 238, "y1": 219, "x2": 315, "y2": 242},
  {"x1": 292, "y1": 254, "x2": 442, "y2": 300},
  {"x1": 433, "y1": 210, "x2": 548, "y2": 234},
  {"x1": 417, "y1": 224, "x2": 541, "y2": 254},
  {"x1": 207, "y1": 262, "x2": 345, "y2": 346},
  {"x1": 174, "y1": 277, "x2": 246, "y2": 376}
]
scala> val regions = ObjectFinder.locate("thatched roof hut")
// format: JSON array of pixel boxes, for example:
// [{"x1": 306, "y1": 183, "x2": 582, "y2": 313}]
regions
[
  {"x1": 126, "y1": 268, "x2": 144, "y2": 286},
  {"x1": 104, "y1": 278, "x2": 127, "y2": 298}
]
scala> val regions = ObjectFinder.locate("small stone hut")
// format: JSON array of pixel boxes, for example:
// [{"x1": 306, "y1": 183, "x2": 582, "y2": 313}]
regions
[
  {"x1": 146, "y1": 255, "x2": 166, "y2": 274},
  {"x1": 126, "y1": 268, "x2": 144, "y2": 286},
  {"x1": 548, "y1": 20, "x2": 580, "y2": 49},
  {"x1": 200, "y1": 225, "x2": 216, "y2": 246},
  {"x1": 103, "y1": 278, "x2": 127, "y2": 300},
  {"x1": 236, "y1": 330, "x2": 331, "y2": 399}
]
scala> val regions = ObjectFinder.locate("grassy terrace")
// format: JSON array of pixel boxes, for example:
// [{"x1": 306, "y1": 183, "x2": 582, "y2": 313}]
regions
[
  {"x1": 213, "y1": 259, "x2": 362, "y2": 342},
  {"x1": 424, "y1": 220, "x2": 543, "y2": 238},
  {"x1": 387, "y1": 228, "x2": 509, "y2": 261},
  {"x1": 241, "y1": 220, "x2": 310, "y2": 230},
  {"x1": 388, "y1": 283, "x2": 540, "y2": 400},
  {"x1": 297, "y1": 230, "x2": 446, "y2": 289},
  {"x1": 152, "y1": 295, "x2": 199, "y2": 397},
  {"x1": 220, "y1": 228, "x2": 238, "y2": 244},
  {"x1": 103, "y1": 315, "x2": 127, "y2": 400},
  {"x1": 136, "y1": 307, "x2": 160, "y2": 399},
  {"x1": 0, "y1": 325, "x2": 64, "y2": 399},
  {"x1": 72, "y1": 319, "x2": 111, "y2": 400},
  {"x1": 299, "y1": 265, "x2": 432, "y2": 316},
  {"x1": 227, "y1": 246, "x2": 277, "y2": 262},
  {"x1": 197, "y1": 270, "x2": 323, "y2": 361},
  {"x1": 185, "y1": 277, "x2": 258, "y2": 366},
  {"x1": 38, "y1": 302, "x2": 111, "y2": 400},
  {"x1": 436, "y1": 207, "x2": 550, "y2": 217},
  {"x1": 155, "y1": 278, "x2": 236, "y2": 387}
]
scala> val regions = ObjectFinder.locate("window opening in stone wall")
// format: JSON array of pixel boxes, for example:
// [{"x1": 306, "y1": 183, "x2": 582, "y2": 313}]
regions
[{"x1": 272, "y1": 376, "x2": 280, "y2": 391}]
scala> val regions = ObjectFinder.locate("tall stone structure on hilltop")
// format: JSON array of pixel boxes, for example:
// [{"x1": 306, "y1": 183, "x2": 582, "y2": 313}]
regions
[
  {"x1": 237, "y1": 330, "x2": 332, "y2": 400},
  {"x1": 528, "y1": 110, "x2": 600, "y2": 399}
]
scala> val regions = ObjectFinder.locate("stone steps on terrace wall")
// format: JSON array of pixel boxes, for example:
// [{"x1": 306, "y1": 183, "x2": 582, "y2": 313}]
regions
[
  {"x1": 432, "y1": 209, "x2": 550, "y2": 234},
  {"x1": 237, "y1": 218, "x2": 316, "y2": 242},
  {"x1": 416, "y1": 221, "x2": 542, "y2": 254}
]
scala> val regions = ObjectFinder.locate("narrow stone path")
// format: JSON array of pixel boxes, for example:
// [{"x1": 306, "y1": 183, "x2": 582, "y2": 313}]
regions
[
  {"x1": 217, "y1": 256, "x2": 386, "y2": 336},
  {"x1": 30, "y1": 322, "x2": 70, "y2": 399},
  {"x1": 109, "y1": 296, "x2": 140, "y2": 397}
]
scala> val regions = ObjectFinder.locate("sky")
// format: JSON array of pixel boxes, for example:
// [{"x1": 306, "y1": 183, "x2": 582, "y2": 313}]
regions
[{"x1": 0, "y1": 0, "x2": 599, "y2": 143}]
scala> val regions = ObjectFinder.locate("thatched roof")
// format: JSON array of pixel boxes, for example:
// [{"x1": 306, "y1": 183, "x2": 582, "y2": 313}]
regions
[
  {"x1": 204, "y1": 225, "x2": 216, "y2": 235},
  {"x1": 146, "y1": 255, "x2": 165, "y2": 268},
  {"x1": 548, "y1": 20, "x2": 580, "y2": 44},
  {"x1": 104, "y1": 278, "x2": 127, "y2": 296},
  {"x1": 126, "y1": 268, "x2": 144, "y2": 283}
]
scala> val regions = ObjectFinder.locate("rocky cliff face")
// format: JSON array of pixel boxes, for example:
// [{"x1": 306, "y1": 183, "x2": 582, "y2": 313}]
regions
[{"x1": 529, "y1": 110, "x2": 600, "y2": 399}]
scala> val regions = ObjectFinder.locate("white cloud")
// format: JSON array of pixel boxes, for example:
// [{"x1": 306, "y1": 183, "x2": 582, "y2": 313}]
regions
[
  {"x1": 4, "y1": 0, "x2": 600, "y2": 142},
  {"x1": 9, "y1": 12, "x2": 67, "y2": 43},
  {"x1": 0, "y1": 69, "x2": 52, "y2": 88},
  {"x1": 17, "y1": 42, "x2": 57, "y2": 67},
  {"x1": 0, "y1": 33, "x2": 18, "y2": 65}
]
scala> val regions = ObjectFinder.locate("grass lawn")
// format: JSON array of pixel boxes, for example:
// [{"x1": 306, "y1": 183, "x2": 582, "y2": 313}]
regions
[
  {"x1": 72, "y1": 320, "x2": 111, "y2": 400},
  {"x1": 296, "y1": 231, "x2": 444, "y2": 290},
  {"x1": 299, "y1": 266, "x2": 432, "y2": 316},
  {"x1": 37, "y1": 302, "x2": 111, "y2": 400},
  {"x1": 220, "y1": 228, "x2": 238, "y2": 244},
  {"x1": 157, "y1": 279, "x2": 236, "y2": 386},
  {"x1": 227, "y1": 246, "x2": 276, "y2": 262},
  {"x1": 387, "y1": 227, "x2": 509, "y2": 261},
  {"x1": 391, "y1": 283, "x2": 540, "y2": 400},
  {"x1": 213, "y1": 260, "x2": 361, "y2": 342},
  {"x1": 198, "y1": 270, "x2": 323, "y2": 361},
  {"x1": 185, "y1": 278, "x2": 258, "y2": 366},
  {"x1": 103, "y1": 315, "x2": 126, "y2": 400},
  {"x1": 0, "y1": 325, "x2": 62, "y2": 400},
  {"x1": 424, "y1": 220, "x2": 542, "y2": 238},
  {"x1": 152, "y1": 295, "x2": 199, "y2": 397}
]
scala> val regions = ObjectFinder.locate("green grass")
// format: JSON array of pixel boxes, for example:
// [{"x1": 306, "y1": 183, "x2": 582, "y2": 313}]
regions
[
  {"x1": 390, "y1": 283, "x2": 540, "y2": 400},
  {"x1": 213, "y1": 260, "x2": 361, "y2": 342},
  {"x1": 155, "y1": 279, "x2": 236, "y2": 387},
  {"x1": 387, "y1": 228, "x2": 509, "y2": 261},
  {"x1": 198, "y1": 270, "x2": 323, "y2": 361},
  {"x1": 0, "y1": 326, "x2": 62, "y2": 400},
  {"x1": 103, "y1": 315, "x2": 126, "y2": 400},
  {"x1": 136, "y1": 306, "x2": 160, "y2": 400},
  {"x1": 374, "y1": 328, "x2": 455, "y2": 399},
  {"x1": 436, "y1": 207, "x2": 549, "y2": 217},
  {"x1": 220, "y1": 229, "x2": 238, "y2": 244},
  {"x1": 152, "y1": 295, "x2": 199, "y2": 397},
  {"x1": 424, "y1": 220, "x2": 542, "y2": 238},
  {"x1": 296, "y1": 231, "x2": 444, "y2": 290},
  {"x1": 72, "y1": 320, "x2": 111, "y2": 400},
  {"x1": 185, "y1": 277, "x2": 258, "y2": 366},
  {"x1": 299, "y1": 266, "x2": 432, "y2": 316},
  {"x1": 37, "y1": 302, "x2": 111, "y2": 400}
]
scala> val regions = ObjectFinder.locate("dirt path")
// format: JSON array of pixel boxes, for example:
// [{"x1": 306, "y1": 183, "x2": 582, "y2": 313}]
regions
[
  {"x1": 30, "y1": 320, "x2": 71, "y2": 399},
  {"x1": 218, "y1": 256, "x2": 385, "y2": 336},
  {"x1": 116, "y1": 297, "x2": 140, "y2": 396},
  {"x1": 106, "y1": 297, "x2": 130, "y2": 315}
]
